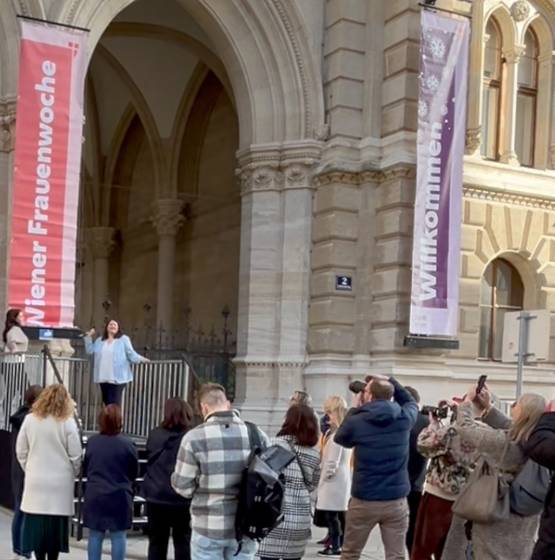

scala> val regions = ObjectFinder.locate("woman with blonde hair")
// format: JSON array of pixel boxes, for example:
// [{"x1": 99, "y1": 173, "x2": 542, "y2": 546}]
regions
[
  {"x1": 452, "y1": 387, "x2": 547, "y2": 560},
  {"x1": 16, "y1": 384, "x2": 82, "y2": 560},
  {"x1": 316, "y1": 395, "x2": 351, "y2": 556}
]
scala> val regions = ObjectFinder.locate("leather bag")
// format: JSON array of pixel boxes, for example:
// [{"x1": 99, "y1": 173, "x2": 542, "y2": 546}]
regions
[{"x1": 452, "y1": 439, "x2": 511, "y2": 524}]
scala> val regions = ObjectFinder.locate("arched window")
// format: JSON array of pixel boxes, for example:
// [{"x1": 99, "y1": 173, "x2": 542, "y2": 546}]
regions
[
  {"x1": 515, "y1": 28, "x2": 538, "y2": 167},
  {"x1": 479, "y1": 259, "x2": 524, "y2": 360},
  {"x1": 482, "y1": 18, "x2": 502, "y2": 160}
]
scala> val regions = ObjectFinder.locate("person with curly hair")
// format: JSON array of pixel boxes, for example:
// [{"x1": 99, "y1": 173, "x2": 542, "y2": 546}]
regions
[{"x1": 16, "y1": 384, "x2": 82, "y2": 560}]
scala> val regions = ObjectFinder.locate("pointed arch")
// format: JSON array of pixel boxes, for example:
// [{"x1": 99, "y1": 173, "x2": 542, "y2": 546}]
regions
[
  {"x1": 92, "y1": 44, "x2": 163, "y2": 223},
  {"x1": 53, "y1": 0, "x2": 325, "y2": 147}
]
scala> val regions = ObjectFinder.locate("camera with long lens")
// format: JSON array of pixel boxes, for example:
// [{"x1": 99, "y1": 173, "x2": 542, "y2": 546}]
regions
[{"x1": 421, "y1": 404, "x2": 450, "y2": 419}]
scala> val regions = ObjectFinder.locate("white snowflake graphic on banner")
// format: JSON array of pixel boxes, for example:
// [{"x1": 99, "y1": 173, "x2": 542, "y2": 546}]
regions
[
  {"x1": 418, "y1": 100, "x2": 429, "y2": 118},
  {"x1": 441, "y1": 104, "x2": 448, "y2": 116},
  {"x1": 425, "y1": 75, "x2": 440, "y2": 91},
  {"x1": 430, "y1": 37, "x2": 446, "y2": 60}
]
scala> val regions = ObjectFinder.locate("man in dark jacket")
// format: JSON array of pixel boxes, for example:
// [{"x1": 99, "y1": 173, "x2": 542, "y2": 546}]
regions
[
  {"x1": 524, "y1": 405, "x2": 555, "y2": 560},
  {"x1": 335, "y1": 375, "x2": 417, "y2": 560},
  {"x1": 404, "y1": 386, "x2": 429, "y2": 555}
]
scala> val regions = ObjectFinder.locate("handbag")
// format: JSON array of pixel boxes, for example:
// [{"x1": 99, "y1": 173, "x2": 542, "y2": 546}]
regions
[
  {"x1": 452, "y1": 438, "x2": 511, "y2": 524},
  {"x1": 313, "y1": 508, "x2": 328, "y2": 528}
]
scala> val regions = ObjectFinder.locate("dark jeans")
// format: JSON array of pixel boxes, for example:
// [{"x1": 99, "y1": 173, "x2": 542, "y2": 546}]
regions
[
  {"x1": 406, "y1": 490, "x2": 422, "y2": 554},
  {"x1": 12, "y1": 494, "x2": 31, "y2": 558},
  {"x1": 99, "y1": 383, "x2": 125, "y2": 406},
  {"x1": 324, "y1": 510, "x2": 344, "y2": 550},
  {"x1": 147, "y1": 502, "x2": 191, "y2": 560}
]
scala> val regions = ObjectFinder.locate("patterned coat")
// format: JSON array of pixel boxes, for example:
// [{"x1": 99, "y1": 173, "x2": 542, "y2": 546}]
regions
[
  {"x1": 257, "y1": 435, "x2": 321, "y2": 559},
  {"x1": 171, "y1": 410, "x2": 269, "y2": 540}
]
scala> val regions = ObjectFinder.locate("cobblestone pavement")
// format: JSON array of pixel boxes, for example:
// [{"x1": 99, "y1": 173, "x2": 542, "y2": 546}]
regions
[{"x1": 0, "y1": 508, "x2": 386, "y2": 559}]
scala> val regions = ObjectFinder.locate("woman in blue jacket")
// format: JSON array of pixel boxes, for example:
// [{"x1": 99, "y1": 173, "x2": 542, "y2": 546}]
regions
[
  {"x1": 83, "y1": 405, "x2": 139, "y2": 560},
  {"x1": 84, "y1": 319, "x2": 148, "y2": 406}
]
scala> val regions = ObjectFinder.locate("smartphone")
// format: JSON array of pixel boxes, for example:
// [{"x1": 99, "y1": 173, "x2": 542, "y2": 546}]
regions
[{"x1": 476, "y1": 374, "x2": 488, "y2": 394}]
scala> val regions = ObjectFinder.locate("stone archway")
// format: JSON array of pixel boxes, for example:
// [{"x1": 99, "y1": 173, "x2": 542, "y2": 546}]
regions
[
  {"x1": 53, "y1": 0, "x2": 324, "y2": 148},
  {"x1": 44, "y1": 0, "x2": 325, "y2": 426}
]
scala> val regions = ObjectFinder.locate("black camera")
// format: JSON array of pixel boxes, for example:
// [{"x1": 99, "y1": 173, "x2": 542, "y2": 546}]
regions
[
  {"x1": 421, "y1": 404, "x2": 450, "y2": 419},
  {"x1": 349, "y1": 380, "x2": 366, "y2": 394}
]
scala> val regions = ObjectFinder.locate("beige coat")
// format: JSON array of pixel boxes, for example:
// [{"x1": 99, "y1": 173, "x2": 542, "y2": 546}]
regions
[
  {"x1": 316, "y1": 430, "x2": 351, "y2": 511},
  {"x1": 17, "y1": 414, "x2": 82, "y2": 516}
]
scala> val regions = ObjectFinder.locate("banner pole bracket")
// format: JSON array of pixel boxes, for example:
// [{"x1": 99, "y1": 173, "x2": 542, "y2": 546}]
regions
[
  {"x1": 418, "y1": 3, "x2": 472, "y2": 20},
  {"x1": 16, "y1": 14, "x2": 90, "y2": 33}
]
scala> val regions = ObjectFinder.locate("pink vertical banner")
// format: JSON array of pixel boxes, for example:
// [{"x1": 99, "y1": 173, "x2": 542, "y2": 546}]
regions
[
  {"x1": 409, "y1": 11, "x2": 469, "y2": 337},
  {"x1": 8, "y1": 20, "x2": 87, "y2": 327}
]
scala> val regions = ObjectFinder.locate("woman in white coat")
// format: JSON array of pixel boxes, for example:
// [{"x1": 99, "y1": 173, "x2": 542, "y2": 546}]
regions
[
  {"x1": 316, "y1": 396, "x2": 351, "y2": 556},
  {"x1": 16, "y1": 384, "x2": 82, "y2": 560}
]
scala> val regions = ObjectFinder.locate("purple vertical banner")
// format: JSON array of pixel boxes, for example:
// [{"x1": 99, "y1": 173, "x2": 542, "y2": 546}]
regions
[{"x1": 409, "y1": 11, "x2": 469, "y2": 337}]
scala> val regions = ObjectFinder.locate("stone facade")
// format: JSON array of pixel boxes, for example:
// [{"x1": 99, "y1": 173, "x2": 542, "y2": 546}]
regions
[{"x1": 1, "y1": 0, "x2": 555, "y2": 429}]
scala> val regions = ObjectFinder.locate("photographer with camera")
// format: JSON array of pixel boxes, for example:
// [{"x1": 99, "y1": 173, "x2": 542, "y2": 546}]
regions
[
  {"x1": 411, "y1": 400, "x2": 477, "y2": 560},
  {"x1": 335, "y1": 375, "x2": 417, "y2": 560}
]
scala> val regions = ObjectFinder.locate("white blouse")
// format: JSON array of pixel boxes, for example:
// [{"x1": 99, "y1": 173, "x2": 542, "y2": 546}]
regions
[
  {"x1": 5, "y1": 326, "x2": 29, "y2": 353},
  {"x1": 98, "y1": 341, "x2": 115, "y2": 383}
]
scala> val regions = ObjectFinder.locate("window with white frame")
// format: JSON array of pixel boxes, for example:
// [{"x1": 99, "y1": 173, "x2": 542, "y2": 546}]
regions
[
  {"x1": 479, "y1": 258, "x2": 524, "y2": 360},
  {"x1": 481, "y1": 18, "x2": 502, "y2": 160},
  {"x1": 515, "y1": 28, "x2": 538, "y2": 167}
]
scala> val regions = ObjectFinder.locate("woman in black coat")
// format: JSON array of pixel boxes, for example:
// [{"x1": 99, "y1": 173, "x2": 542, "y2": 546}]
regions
[
  {"x1": 525, "y1": 404, "x2": 555, "y2": 560},
  {"x1": 143, "y1": 397, "x2": 193, "y2": 560},
  {"x1": 83, "y1": 405, "x2": 138, "y2": 560},
  {"x1": 9, "y1": 385, "x2": 43, "y2": 559}
]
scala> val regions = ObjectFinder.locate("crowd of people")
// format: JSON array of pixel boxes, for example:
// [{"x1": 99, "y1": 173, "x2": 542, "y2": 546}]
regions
[{"x1": 5, "y1": 321, "x2": 555, "y2": 560}]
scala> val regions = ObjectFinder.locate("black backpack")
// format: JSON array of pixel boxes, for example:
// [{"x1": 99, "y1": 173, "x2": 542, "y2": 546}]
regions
[{"x1": 235, "y1": 422, "x2": 295, "y2": 545}]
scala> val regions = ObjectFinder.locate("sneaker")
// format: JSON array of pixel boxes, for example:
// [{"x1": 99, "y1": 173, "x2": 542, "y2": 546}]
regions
[{"x1": 318, "y1": 547, "x2": 342, "y2": 556}]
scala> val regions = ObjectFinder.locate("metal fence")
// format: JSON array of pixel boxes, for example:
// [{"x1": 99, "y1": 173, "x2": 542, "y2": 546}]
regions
[{"x1": 0, "y1": 350, "x2": 191, "y2": 438}]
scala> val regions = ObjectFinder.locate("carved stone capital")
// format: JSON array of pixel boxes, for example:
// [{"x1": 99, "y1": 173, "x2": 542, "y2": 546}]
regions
[
  {"x1": 283, "y1": 163, "x2": 313, "y2": 190},
  {"x1": 465, "y1": 127, "x2": 481, "y2": 154},
  {"x1": 0, "y1": 99, "x2": 16, "y2": 153},
  {"x1": 511, "y1": 0, "x2": 530, "y2": 22},
  {"x1": 151, "y1": 198, "x2": 185, "y2": 237},
  {"x1": 237, "y1": 142, "x2": 320, "y2": 195},
  {"x1": 237, "y1": 164, "x2": 283, "y2": 195},
  {"x1": 87, "y1": 226, "x2": 116, "y2": 259},
  {"x1": 503, "y1": 45, "x2": 525, "y2": 65}
]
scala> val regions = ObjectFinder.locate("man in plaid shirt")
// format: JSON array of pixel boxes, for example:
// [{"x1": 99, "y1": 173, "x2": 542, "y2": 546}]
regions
[{"x1": 171, "y1": 383, "x2": 268, "y2": 559}]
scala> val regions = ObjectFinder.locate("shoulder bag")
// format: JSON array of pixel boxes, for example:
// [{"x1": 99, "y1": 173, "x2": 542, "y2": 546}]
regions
[{"x1": 452, "y1": 437, "x2": 511, "y2": 523}]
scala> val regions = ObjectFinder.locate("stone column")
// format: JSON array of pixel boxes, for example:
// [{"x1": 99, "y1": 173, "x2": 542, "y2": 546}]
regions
[
  {"x1": 535, "y1": 52, "x2": 552, "y2": 170},
  {"x1": 234, "y1": 143, "x2": 319, "y2": 431},
  {"x1": 499, "y1": 46, "x2": 524, "y2": 165},
  {"x1": 151, "y1": 199, "x2": 184, "y2": 331},
  {"x1": 87, "y1": 226, "x2": 116, "y2": 328},
  {"x1": 0, "y1": 99, "x2": 16, "y2": 313},
  {"x1": 464, "y1": 0, "x2": 486, "y2": 156}
]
